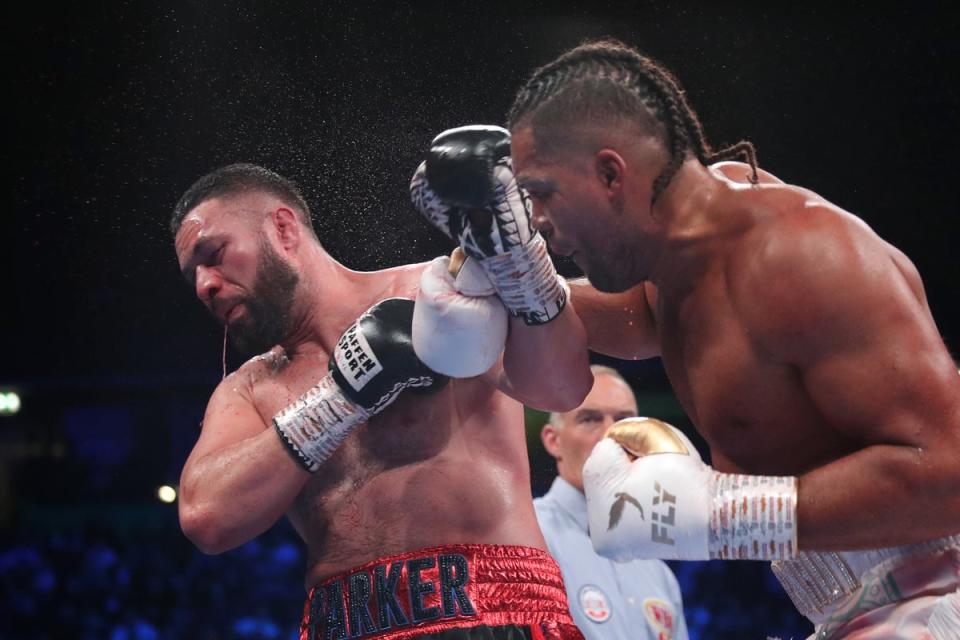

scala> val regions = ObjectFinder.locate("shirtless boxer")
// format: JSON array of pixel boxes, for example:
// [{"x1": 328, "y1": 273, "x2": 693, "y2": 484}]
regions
[
  {"x1": 170, "y1": 163, "x2": 591, "y2": 640},
  {"x1": 409, "y1": 41, "x2": 960, "y2": 638},
  {"x1": 497, "y1": 39, "x2": 960, "y2": 639}
]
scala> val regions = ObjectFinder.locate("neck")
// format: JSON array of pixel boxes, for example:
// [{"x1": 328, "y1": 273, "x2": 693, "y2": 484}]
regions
[
  {"x1": 645, "y1": 159, "x2": 737, "y2": 294},
  {"x1": 279, "y1": 245, "x2": 403, "y2": 357}
]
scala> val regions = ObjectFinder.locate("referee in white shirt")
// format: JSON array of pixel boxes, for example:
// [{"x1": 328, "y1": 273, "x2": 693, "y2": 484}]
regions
[{"x1": 535, "y1": 365, "x2": 689, "y2": 640}]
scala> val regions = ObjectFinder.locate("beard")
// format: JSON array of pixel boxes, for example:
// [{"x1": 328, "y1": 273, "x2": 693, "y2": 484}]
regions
[{"x1": 227, "y1": 238, "x2": 299, "y2": 356}]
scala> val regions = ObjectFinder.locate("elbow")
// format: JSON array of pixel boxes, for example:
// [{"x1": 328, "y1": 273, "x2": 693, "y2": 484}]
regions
[
  {"x1": 567, "y1": 365, "x2": 594, "y2": 409},
  {"x1": 179, "y1": 502, "x2": 233, "y2": 555},
  {"x1": 526, "y1": 366, "x2": 594, "y2": 413}
]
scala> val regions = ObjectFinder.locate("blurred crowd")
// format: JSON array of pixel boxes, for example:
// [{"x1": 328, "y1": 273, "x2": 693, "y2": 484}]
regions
[{"x1": 0, "y1": 516, "x2": 808, "y2": 640}]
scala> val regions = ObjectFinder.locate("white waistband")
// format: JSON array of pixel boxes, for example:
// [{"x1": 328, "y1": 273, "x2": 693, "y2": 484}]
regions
[{"x1": 771, "y1": 534, "x2": 960, "y2": 623}]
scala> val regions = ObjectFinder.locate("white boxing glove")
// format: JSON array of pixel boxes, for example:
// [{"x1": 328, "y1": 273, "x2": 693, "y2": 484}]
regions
[
  {"x1": 583, "y1": 417, "x2": 798, "y2": 562},
  {"x1": 412, "y1": 251, "x2": 508, "y2": 378}
]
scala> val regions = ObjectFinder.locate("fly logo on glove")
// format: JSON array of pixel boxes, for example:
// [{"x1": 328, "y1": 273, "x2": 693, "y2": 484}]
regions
[
  {"x1": 650, "y1": 482, "x2": 677, "y2": 546},
  {"x1": 584, "y1": 417, "x2": 798, "y2": 562},
  {"x1": 607, "y1": 492, "x2": 644, "y2": 530}
]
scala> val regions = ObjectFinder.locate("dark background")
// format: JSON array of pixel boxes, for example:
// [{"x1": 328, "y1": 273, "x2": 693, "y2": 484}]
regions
[{"x1": 2, "y1": 1, "x2": 957, "y2": 639}]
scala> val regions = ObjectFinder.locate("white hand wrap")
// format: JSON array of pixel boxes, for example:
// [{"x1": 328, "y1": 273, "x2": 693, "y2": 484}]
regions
[
  {"x1": 412, "y1": 254, "x2": 508, "y2": 378},
  {"x1": 709, "y1": 472, "x2": 798, "y2": 560},
  {"x1": 583, "y1": 417, "x2": 797, "y2": 562},
  {"x1": 410, "y1": 158, "x2": 568, "y2": 326},
  {"x1": 272, "y1": 376, "x2": 369, "y2": 472},
  {"x1": 481, "y1": 233, "x2": 569, "y2": 326}
]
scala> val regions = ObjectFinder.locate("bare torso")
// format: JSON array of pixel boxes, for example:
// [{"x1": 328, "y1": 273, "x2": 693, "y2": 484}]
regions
[
  {"x1": 653, "y1": 270, "x2": 851, "y2": 475},
  {"x1": 569, "y1": 160, "x2": 960, "y2": 548},
  {"x1": 227, "y1": 265, "x2": 544, "y2": 587},
  {"x1": 642, "y1": 165, "x2": 937, "y2": 474}
]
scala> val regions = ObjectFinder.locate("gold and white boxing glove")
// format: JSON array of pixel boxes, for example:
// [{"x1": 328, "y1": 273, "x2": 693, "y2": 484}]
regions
[{"x1": 583, "y1": 417, "x2": 798, "y2": 562}]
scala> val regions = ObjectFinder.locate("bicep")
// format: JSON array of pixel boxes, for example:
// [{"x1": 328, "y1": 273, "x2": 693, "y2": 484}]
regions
[
  {"x1": 184, "y1": 381, "x2": 270, "y2": 470},
  {"x1": 569, "y1": 279, "x2": 660, "y2": 360},
  {"x1": 799, "y1": 321, "x2": 958, "y2": 448},
  {"x1": 779, "y1": 267, "x2": 958, "y2": 447}
]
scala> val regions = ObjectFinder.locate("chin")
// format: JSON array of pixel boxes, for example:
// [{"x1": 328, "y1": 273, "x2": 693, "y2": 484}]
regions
[{"x1": 582, "y1": 262, "x2": 637, "y2": 294}]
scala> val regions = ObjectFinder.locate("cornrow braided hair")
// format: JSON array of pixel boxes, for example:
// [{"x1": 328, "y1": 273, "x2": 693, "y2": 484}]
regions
[{"x1": 509, "y1": 39, "x2": 758, "y2": 204}]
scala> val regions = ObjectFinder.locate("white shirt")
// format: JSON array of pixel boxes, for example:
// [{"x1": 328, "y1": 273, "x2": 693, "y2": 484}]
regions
[{"x1": 535, "y1": 476, "x2": 689, "y2": 640}]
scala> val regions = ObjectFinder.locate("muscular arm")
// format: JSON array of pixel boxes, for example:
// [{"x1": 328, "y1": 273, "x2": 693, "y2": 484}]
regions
[
  {"x1": 568, "y1": 278, "x2": 660, "y2": 360},
  {"x1": 739, "y1": 210, "x2": 960, "y2": 550},
  {"x1": 497, "y1": 302, "x2": 592, "y2": 412},
  {"x1": 493, "y1": 278, "x2": 660, "y2": 409},
  {"x1": 179, "y1": 373, "x2": 309, "y2": 554}
]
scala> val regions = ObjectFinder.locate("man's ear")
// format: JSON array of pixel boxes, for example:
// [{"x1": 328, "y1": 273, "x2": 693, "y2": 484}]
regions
[
  {"x1": 541, "y1": 423, "x2": 562, "y2": 459},
  {"x1": 595, "y1": 149, "x2": 626, "y2": 194},
  {"x1": 269, "y1": 207, "x2": 302, "y2": 252}
]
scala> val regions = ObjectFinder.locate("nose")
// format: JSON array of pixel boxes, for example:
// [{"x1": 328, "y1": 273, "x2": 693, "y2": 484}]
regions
[
  {"x1": 194, "y1": 265, "x2": 222, "y2": 306},
  {"x1": 530, "y1": 202, "x2": 553, "y2": 237}
]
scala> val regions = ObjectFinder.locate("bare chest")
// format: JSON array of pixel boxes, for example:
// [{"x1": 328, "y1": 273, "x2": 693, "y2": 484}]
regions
[
  {"x1": 655, "y1": 282, "x2": 841, "y2": 473},
  {"x1": 246, "y1": 360, "x2": 535, "y2": 577},
  {"x1": 249, "y1": 353, "x2": 461, "y2": 486}
]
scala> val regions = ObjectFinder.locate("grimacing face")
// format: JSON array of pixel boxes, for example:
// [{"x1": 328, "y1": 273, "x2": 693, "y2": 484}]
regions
[
  {"x1": 511, "y1": 126, "x2": 644, "y2": 293},
  {"x1": 175, "y1": 197, "x2": 299, "y2": 356},
  {"x1": 542, "y1": 372, "x2": 638, "y2": 492}
]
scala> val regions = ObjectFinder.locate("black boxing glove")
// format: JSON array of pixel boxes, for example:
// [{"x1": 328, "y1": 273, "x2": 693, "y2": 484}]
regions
[
  {"x1": 410, "y1": 125, "x2": 568, "y2": 325},
  {"x1": 273, "y1": 298, "x2": 447, "y2": 472},
  {"x1": 425, "y1": 125, "x2": 513, "y2": 211}
]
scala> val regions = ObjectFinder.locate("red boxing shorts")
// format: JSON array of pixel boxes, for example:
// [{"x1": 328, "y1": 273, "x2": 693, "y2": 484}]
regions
[{"x1": 300, "y1": 544, "x2": 583, "y2": 640}]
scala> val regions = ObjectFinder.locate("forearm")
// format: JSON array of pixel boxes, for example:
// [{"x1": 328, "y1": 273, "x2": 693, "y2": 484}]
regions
[
  {"x1": 569, "y1": 279, "x2": 659, "y2": 360},
  {"x1": 797, "y1": 443, "x2": 960, "y2": 550},
  {"x1": 179, "y1": 428, "x2": 309, "y2": 554},
  {"x1": 502, "y1": 303, "x2": 592, "y2": 411}
]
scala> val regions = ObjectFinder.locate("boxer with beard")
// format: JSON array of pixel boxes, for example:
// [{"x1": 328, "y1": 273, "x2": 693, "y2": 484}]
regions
[{"x1": 171, "y1": 163, "x2": 592, "y2": 640}]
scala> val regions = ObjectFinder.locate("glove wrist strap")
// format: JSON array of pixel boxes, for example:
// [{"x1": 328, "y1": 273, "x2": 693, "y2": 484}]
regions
[
  {"x1": 481, "y1": 234, "x2": 568, "y2": 325},
  {"x1": 708, "y1": 472, "x2": 798, "y2": 560},
  {"x1": 273, "y1": 375, "x2": 369, "y2": 473}
]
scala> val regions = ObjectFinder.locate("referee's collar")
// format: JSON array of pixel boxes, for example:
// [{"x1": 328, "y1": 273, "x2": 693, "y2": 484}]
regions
[{"x1": 545, "y1": 475, "x2": 588, "y2": 532}]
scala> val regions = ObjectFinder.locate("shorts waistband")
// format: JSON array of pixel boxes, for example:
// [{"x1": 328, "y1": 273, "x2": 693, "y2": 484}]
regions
[
  {"x1": 300, "y1": 544, "x2": 574, "y2": 640},
  {"x1": 771, "y1": 533, "x2": 960, "y2": 623}
]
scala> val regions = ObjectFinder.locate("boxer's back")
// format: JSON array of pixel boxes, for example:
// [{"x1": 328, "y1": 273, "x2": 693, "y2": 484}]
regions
[{"x1": 229, "y1": 268, "x2": 544, "y2": 587}]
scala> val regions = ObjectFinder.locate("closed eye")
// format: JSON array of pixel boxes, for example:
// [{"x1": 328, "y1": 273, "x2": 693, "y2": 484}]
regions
[
  {"x1": 181, "y1": 241, "x2": 227, "y2": 285},
  {"x1": 526, "y1": 190, "x2": 552, "y2": 203}
]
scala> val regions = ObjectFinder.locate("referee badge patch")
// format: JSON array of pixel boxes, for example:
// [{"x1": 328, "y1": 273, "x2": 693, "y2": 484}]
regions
[
  {"x1": 642, "y1": 598, "x2": 675, "y2": 640},
  {"x1": 578, "y1": 584, "x2": 611, "y2": 623}
]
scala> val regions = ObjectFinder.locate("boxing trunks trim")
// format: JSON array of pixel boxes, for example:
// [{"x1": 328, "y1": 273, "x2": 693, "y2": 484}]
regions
[
  {"x1": 300, "y1": 544, "x2": 582, "y2": 640},
  {"x1": 772, "y1": 533, "x2": 960, "y2": 624}
]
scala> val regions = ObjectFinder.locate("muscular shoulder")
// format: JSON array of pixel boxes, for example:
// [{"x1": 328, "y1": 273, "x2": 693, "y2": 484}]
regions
[
  {"x1": 727, "y1": 203, "x2": 907, "y2": 359},
  {"x1": 380, "y1": 261, "x2": 431, "y2": 299},
  {"x1": 710, "y1": 160, "x2": 785, "y2": 185},
  {"x1": 208, "y1": 348, "x2": 290, "y2": 409}
]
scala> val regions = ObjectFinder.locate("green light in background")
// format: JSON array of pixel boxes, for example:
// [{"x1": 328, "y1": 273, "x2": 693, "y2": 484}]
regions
[{"x1": 0, "y1": 391, "x2": 20, "y2": 415}]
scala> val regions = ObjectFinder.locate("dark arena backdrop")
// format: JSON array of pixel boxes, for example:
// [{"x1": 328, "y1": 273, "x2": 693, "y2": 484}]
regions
[{"x1": 3, "y1": 2, "x2": 958, "y2": 639}]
